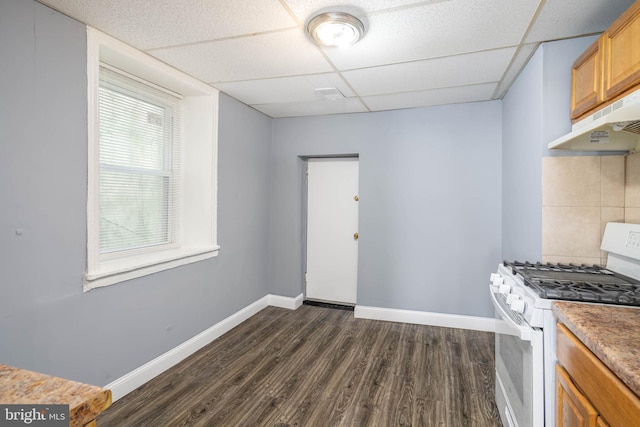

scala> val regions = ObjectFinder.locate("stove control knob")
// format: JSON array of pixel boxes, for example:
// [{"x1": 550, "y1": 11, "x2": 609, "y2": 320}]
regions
[
  {"x1": 506, "y1": 294, "x2": 520, "y2": 304},
  {"x1": 510, "y1": 299, "x2": 525, "y2": 313},
  {"x1": 498, "y1": 284, "x2": 511, "y2": 294}
]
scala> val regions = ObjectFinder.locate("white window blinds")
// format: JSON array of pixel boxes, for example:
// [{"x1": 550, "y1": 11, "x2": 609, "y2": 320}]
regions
[{"x1": 98, "y1": 66, "x2": 181, "y2": 255}]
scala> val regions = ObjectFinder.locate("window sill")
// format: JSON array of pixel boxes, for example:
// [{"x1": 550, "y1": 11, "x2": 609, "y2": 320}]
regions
[{"x1": 84, "y1": 246, "x2": 220, "y2": 291}]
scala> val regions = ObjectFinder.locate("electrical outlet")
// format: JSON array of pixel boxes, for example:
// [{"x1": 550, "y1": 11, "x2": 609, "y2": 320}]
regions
[{"x1": 626, "y1": 231, "x2": 640, "y2": 248}]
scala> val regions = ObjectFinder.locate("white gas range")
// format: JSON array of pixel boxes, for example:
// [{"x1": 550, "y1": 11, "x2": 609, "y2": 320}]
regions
[{"x1": 489, "y1": 222, "x2": 640, "y2": 427}]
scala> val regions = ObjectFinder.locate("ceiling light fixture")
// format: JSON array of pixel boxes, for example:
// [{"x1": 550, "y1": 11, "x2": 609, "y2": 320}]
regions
[{"x1": 306, "y1": 12, "x2": 365, "y2": 48}]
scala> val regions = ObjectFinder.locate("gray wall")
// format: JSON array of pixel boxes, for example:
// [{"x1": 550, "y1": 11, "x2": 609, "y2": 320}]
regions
[
  {"x1": 0, "y1": 0, "x2": 272, "y2": 386},
  {"x1": 501, "y1": 47, "x2": 545, "y2": 261},
  {"x1": 501, "y1": 36, "x2": 599, "y2": 261},
  {"x1": 270, "y1": 103, "x2": 503, "y2": 318}
]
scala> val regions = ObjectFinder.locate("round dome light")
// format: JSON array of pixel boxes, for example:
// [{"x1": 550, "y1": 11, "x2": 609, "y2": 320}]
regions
[{"x1": 306, "y1": 12, "x2": 365, "y2": 47}]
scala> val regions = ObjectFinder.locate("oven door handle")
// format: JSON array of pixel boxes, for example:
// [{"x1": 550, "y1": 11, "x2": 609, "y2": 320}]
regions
[{"x1": 490, "y1": 289, "x2": 536, "y2": 341}]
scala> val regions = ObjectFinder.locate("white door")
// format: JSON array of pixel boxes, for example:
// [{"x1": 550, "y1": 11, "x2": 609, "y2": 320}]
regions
[{"x1": 305, "y1": 158, "x2": 359, "y2": 304}]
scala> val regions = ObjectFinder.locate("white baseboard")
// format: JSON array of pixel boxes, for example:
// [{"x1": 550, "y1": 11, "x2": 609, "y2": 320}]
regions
[
  {"x1": 105, "y1": 293, "x2": 303, "y2": 402},
  {"x1": 354, "y1": 305, "x2": 496, "y2": 333},
  {"x1": 268, "y1": 293, "x2": 303, "y2": 310}
]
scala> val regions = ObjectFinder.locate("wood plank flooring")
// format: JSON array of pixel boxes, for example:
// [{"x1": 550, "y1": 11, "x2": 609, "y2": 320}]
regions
[{"x1": 98, "y1": 305, "x2": 501, "y2": 426}]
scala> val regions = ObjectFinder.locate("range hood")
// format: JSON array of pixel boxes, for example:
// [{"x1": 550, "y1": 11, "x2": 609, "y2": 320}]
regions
[{"x1": 548, "y1": 88, "x2": 640, "y2": 152}]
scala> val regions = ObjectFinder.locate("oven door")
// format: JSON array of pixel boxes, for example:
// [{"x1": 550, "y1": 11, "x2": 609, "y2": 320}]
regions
[{"x1": 490, "y1": 289, "x2": 544, "y2": 427}]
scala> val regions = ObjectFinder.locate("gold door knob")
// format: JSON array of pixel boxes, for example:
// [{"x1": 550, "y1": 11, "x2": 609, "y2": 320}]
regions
[
  {"x1": 353, "y1": 232, "x2": 359, "y2": 240},
  {"x1": 354, "y1": 195, "x2": 359, "y2": 201}
]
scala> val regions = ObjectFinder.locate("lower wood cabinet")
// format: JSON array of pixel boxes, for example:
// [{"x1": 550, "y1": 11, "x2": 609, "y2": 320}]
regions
[
  {"x1": 556, "y1": 323, "x2": 640, "y2": 427},
  {"x1": 556, "y1": 364, "x2": 602, "y2": 427}
]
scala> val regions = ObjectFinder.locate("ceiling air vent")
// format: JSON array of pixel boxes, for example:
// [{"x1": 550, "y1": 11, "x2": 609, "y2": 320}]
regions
[{"x1": 314, "y1": 87, "x2": 345, "y2": 100}]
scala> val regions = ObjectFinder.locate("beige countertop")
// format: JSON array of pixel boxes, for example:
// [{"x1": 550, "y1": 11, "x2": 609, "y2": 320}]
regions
[
  {"x1": 0, "y1": 364, "x2": 111, "y2": 427},
  {"x1": 552, "y1": 301, "x2": 640, "y2": 397}
]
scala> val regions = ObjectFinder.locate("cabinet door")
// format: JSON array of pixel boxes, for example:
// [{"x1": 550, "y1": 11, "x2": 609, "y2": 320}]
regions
[
  {"x1": 557, "y1": 365, "x2": 598, "y2": 427},
  {"x1": 603, "y1": 1, "x2": 640, "y2": 100},
  {"x1": 571, "y1": 38, "x2": 602, "y2": 120},
  {"x1": 596, "y1": 416, "x2": 610, "y2": 427},
  {"x1": 557, "y1": 323, "x2": 640, "y2": 426}
]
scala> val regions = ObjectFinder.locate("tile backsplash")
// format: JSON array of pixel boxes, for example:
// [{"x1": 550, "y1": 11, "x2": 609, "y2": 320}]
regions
[
  {"x1": 542, "y1": 153, "x2": 640, "y2": 266},
  {"x1": 626, "y1": 153, "x2": 640, "y2": 223}
]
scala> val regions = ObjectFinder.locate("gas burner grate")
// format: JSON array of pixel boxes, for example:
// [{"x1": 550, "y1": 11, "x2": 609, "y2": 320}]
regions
[
  {"x1": 527, "y1": 279, "x2": 640, "y2": 306},
  {"x1": 504, "y1": 260, "x2": 614, "y2": 276},
  {"x1": 502, "y1": 260, "x2": 640, "y2": 306}
]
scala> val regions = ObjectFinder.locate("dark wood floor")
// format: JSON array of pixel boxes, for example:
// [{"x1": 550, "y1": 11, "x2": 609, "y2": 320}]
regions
[{"x1": 98, "y1": 305, "x2": 501, "y2": 426}]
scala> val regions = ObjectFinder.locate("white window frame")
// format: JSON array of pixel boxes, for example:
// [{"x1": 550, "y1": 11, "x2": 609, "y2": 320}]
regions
[{"x1": 85, "y1": 27, "x2": 219, "y2": 291}]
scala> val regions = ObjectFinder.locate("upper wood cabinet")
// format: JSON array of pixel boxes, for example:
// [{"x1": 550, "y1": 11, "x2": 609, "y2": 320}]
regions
[
  {"x1": 571, "y1": 1, "x2": 640, "y2": 121},
  {"x1": 603, "y1": 1, "x2": 640, "y2": 101},
  {"x1": 571, "y1": 39, "x2": 603, "y2": 120}
]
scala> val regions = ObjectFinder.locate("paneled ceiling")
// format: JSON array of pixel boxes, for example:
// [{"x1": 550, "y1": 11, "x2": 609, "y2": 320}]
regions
[{"x1": 39, "y1": 0, "x2": 634, "y2": 118}]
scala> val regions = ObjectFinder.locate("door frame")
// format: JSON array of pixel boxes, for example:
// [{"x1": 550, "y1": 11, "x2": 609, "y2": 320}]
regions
[{"x1": 300, "y1": 154, "x2": 359, "y2": 304}]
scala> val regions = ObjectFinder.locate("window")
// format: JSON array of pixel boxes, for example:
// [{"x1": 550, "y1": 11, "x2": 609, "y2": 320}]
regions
[
  {"x1": 98, "y1": 66, "x2": 180, "y2": 255},
  {"x1": 85, "y1": 28, "x2": 219, "y2": 291}
]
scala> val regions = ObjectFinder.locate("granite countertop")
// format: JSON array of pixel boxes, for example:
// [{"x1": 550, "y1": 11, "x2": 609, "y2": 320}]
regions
[
  {"x1": 0, "y1": 364, "x2": 111, "y2": 427},
  {"x1": 552, "y1": 301, "x2": 640, "y2": 397}
]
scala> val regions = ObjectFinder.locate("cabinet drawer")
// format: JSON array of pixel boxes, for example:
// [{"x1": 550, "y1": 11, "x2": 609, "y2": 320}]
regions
[{"x1": 556, "y1": 323, "x2": 640, "y2": 427}]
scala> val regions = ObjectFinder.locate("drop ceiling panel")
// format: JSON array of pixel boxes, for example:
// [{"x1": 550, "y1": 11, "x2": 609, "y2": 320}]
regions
[
  {"x1": 150, "y1": 29, "x2": 333, "y2": 83},
  {"x1": 215, "y1": 74, "x2": 354, "y2": 105},
  {"x1": 343, "y1": 48, "x2": 516, "y2": 96},
  {"x1": 36, "y1": 0, "x2": 630, "y2": 118},
  {"x1": 252, "y1": 98, "x2": 368, "y2": 118},
  {"x1": 362, "y1": 83, "x2": 497, "y2": 111},
  {"x1": 525, "y1": 0, "x2": 635, "y2": 43},
  {"x1": 321, "y1": 0, "x2": 539, "y2": 70},
  {"x1": 40, "y1": 0, "x2": 298, "y2": 50}
]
